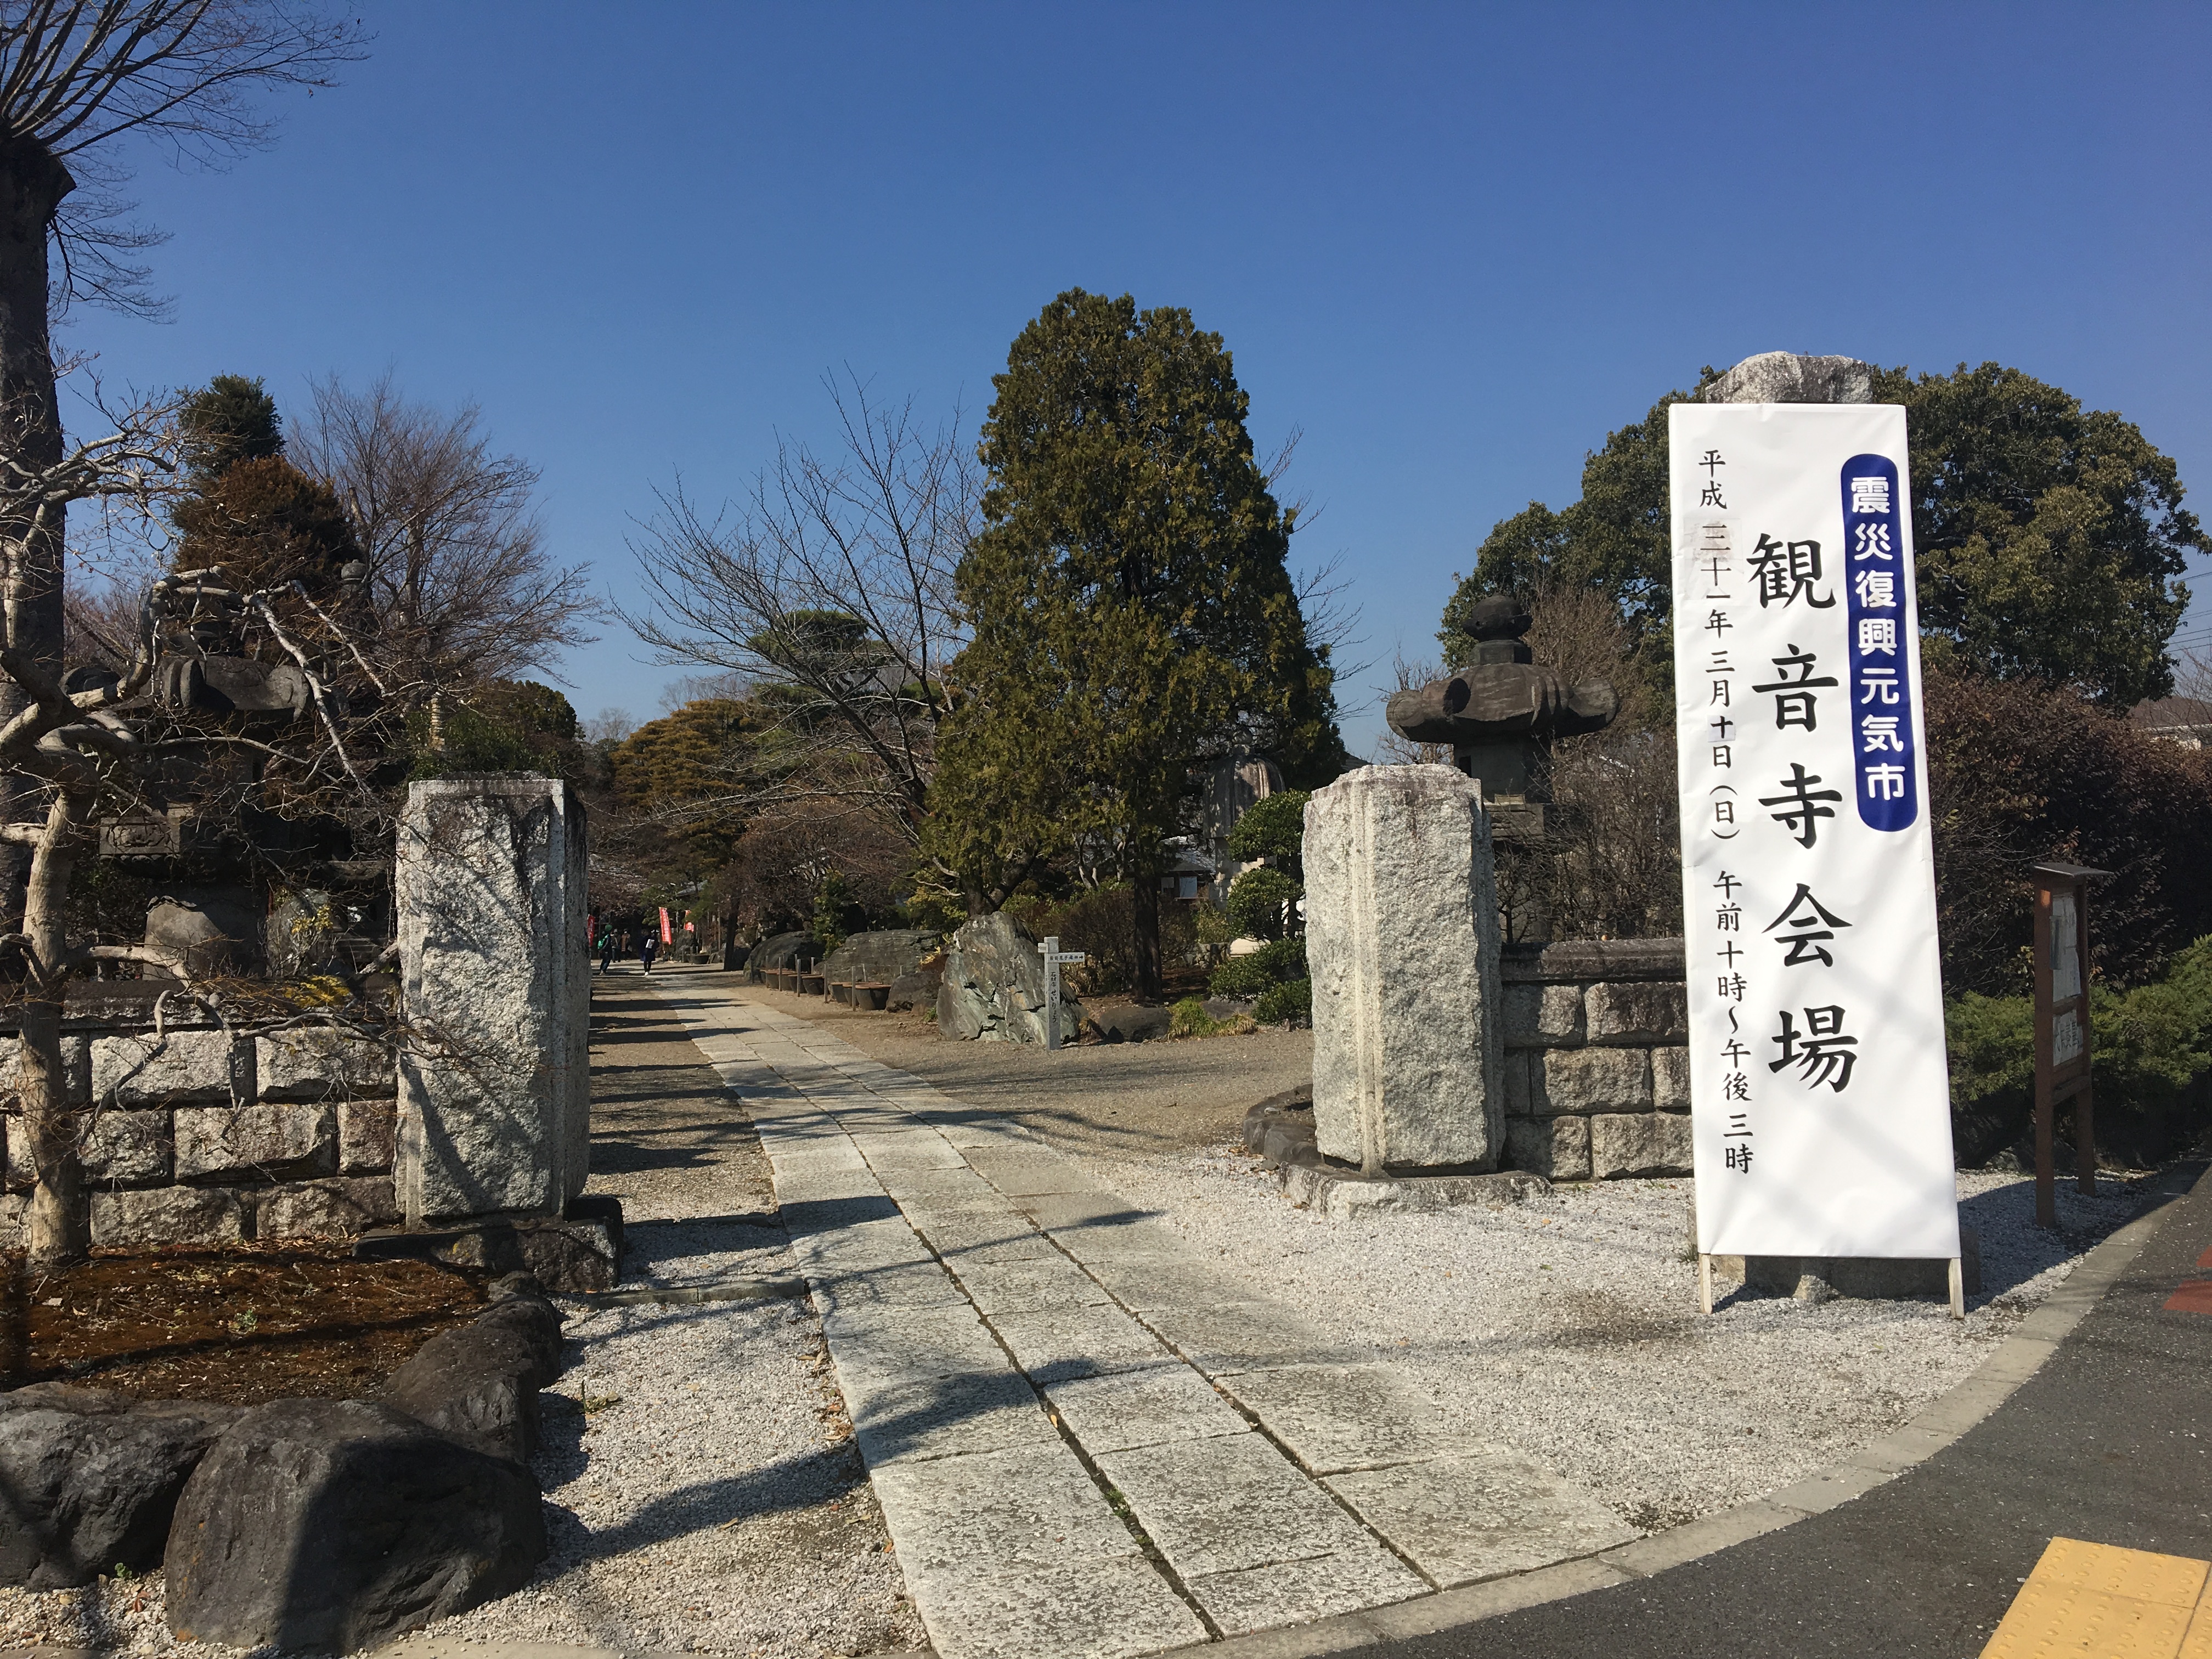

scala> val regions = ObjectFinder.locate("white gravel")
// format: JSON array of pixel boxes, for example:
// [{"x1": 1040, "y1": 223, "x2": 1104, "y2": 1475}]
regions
[{"x1": 1091, "y1": 1144, "x2": 2151, "y2": 1530}]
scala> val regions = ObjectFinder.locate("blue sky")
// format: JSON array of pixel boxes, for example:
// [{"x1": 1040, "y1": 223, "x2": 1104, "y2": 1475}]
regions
[{"x1": 69, "y1": 2, "x2": 2212, "y2": 754}]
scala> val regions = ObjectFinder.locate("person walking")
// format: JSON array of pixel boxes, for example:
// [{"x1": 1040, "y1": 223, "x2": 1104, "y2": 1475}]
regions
[
  {"x1": 597, "y1": 929, "x2": 614, "y2": 974},
  {"x1": 639, "y1": 928, "x2": 659, "y2": 974}
]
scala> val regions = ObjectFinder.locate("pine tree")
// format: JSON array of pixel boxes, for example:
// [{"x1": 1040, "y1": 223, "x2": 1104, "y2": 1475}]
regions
[
  {"x1": 171, "y1": 375, "x2": 360, "y2": 597},
  {"x1": 928, "y1": 290, "x2": 1343, "y2": 998}
]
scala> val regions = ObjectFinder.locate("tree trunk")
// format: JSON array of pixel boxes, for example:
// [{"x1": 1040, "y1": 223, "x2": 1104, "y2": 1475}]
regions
[
  {"x1": 0, "y1": 136, "x2": 72, "y2": 933},
  {"x1": 21, "y1": 793, "x2": 92, "y2": 1267},
  {"x1": 1132, "y1": 871, "x2": 1163, "y2": 1003}
]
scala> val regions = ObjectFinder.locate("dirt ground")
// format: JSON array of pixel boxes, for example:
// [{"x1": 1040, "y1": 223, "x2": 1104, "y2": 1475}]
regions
[
  {"x1": 646, "y1": 965, "x2": 1313, "y2": 1158},
  {"x1": 4, "y1": 1243, "x2": 484, "y2": 1403}
]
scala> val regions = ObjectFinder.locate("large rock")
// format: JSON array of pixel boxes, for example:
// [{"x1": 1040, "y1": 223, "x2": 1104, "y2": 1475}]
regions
[
  {"x1": 1305, "y1": 765, "x2": 1505, "y2": 1173},
  {"x1": 385, "y1": 1286, "x2": 565, "y2": 1463},
  {"x1": 257, "y1": 1177, "x2": 400, "y2": 1239},
  {"x1": 395, "y1": 777, "x2": 589, "y2": 1226},
  {"x1": 1531, "y1": 1048, "x2": 1651, "y2": 1115},
  {"x1": 5, "y1": 1108, "x2": 169, "y2": 1187},
  {"x1": 935, "y1": 911, "x2": 1084, "y2": 1044},
  {"x1": 746, "y1": 930, "x2": 815, "y2": 979},
  {"x1": 0, "y1": 1385, "x2": 239, "y2": 1587},
  {"x1": 1702, "y1": 351, "x2": 1872, "y2": 406},
  {"x1": 166, "y1": 1398, "x2": 545, "y2": 1655},
  {"x1": 257, "y1": 1029, "x2": 394, "y2": 1101},
  {"x1": 885, "y1": 965, "x2": 941, "y2": 1012},
  {"x1": 819, "y1": 929, "x2": 938, "y2": 986}
]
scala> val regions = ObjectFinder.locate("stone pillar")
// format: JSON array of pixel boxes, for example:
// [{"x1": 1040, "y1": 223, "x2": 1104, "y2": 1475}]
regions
[
  {"x1": 394, "y1": 777, "x2": 589, "y2": 1226},
  {"x1": 1305, "y1": 764, "x2": 1505, "y2": 1173}
]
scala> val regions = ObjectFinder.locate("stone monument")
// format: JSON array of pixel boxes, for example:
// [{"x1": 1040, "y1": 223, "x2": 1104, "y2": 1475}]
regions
[
  {"x1": 1305, "y1": 765, "x2": 1506, "y2": 1175},
  {"x1": 393, "y1": 776, "x2": 590, "y2": 1225}
]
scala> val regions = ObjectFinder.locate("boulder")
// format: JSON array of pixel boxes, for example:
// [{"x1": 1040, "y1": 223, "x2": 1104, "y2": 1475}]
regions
[
  {"x1": 166, "y1": 1398, "x2": 545, "y2": 1655},
  {"x1": 747, "y1": 930, "x2": 815, "y2": 980},
  {"x1": 818, "y1": 929, "x2": 939, "y2": 987},
  {"x1": 385, "y1": 1284, "x2": 565, "y2": 1463},
  {"x1": 935, "y1": 911, "x2": 1084, "y2": 1044},
  {"x1": 0, "y1": 1385, "x2": 240, "y2": 1588},
  {"x1": 885, "y1": 966, "x2": 941, "y2": 1012},
  {"x1": 1094, "y1": 1003, "x2": 1172, "y2": 1044}
]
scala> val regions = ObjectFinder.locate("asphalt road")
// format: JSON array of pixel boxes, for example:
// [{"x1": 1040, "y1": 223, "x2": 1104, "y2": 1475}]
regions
[{"x1": 1363, "y1": 1160, "x2": 2212, "y2": 1659}]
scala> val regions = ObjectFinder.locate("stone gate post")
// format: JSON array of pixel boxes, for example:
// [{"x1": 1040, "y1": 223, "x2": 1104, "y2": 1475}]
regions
[
  {"x1": 1305, "y1": 764, "x2": 1505, "y2": 1173},
  {"x1": 393, "y1": 776, "x2": 589, "y2": 1225}
]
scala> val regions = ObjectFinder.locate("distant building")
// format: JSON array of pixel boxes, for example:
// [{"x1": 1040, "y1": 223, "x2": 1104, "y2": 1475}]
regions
[{"x1": 2129, "y1": 696, "x2": 2212, "y2": 750}]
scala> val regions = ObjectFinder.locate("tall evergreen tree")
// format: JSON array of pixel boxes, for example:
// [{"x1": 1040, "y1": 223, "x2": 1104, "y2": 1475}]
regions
[{"x1": 928, "y1": 289, "x2": 1344, "y2": 998}]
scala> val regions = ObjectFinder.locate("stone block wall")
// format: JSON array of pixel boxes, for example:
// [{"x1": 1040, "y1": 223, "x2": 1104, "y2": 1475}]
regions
[
  {"x1": 1500, "y1": 939, "x2": 1691, "y2": 1182},
  {"x1": 0, "y1": 1013, "x2": 400, "y2": 1249}
]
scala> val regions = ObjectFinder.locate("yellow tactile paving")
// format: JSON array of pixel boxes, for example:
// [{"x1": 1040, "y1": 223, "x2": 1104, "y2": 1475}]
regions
[{"x1": 1983, "y1": 1539, "x2": 2212, "y2": 1659}]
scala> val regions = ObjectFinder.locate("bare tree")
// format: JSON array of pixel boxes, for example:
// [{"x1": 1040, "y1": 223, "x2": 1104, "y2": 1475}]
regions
[
  {"x1": 0, "y1": 390, "x2": 394, "y2": 1267},
  {"x1": 624, "y1": 374, "x2": 975, "y2": 843},
  {"x1": 0, "y1": 2, "x2": 363, "y2": 907},
  {"x1": 292, "y1": 372, "x2": 600, "y2": 693}
]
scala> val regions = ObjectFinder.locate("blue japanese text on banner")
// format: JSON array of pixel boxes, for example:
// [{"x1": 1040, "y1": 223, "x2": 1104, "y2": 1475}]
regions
[{"x1": 1842, "y1": 454, "x2": 1916, "y2": 830}]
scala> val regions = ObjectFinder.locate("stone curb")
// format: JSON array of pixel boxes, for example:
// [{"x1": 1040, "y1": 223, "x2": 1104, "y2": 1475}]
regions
[{"x1": 1157, "y1": 1156, "x2": 2209, "y2": 1659}]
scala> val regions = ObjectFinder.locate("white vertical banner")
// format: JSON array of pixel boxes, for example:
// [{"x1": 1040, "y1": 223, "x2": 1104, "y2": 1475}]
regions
[{"x1": 1670, "y1": 403, "x2": 1959, "y2": 1260}]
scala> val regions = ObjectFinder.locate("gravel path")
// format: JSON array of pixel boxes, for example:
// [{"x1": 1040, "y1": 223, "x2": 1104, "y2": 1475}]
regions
[
  {"x1": 703, "y1": 972, "x2": 1311, "y2": 1156},
  {"x1": 1092, "y1": 1141, "x2": 2151, "y2": 1531},
  {"x1": 0, "y1": 980, "x2": 925, "y2": 1659}
]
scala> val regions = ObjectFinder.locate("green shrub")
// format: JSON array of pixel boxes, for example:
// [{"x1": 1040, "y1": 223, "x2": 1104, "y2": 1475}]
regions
[
  {"x1": 1226, "y1": 866, "x2": 1302, "y2": 941},
  {"x1": 1945, "y1": 934, "x2": 2212, "y2": 1164},
  {"x1": 1208, "y1": 938, "x2": 1307, "y2": 999},
  {"x1": 1254, "y1": 977, "x2": 1311, "y2": 1026},
  {"x1": 1226, "y1": 790, "x2": 1310, "y2": 864}
]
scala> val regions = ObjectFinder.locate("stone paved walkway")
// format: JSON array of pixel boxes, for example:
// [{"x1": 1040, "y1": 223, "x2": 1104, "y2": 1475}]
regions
[{"x1": 645, "y1": 975, "x2": 1638, "y2": 1658}]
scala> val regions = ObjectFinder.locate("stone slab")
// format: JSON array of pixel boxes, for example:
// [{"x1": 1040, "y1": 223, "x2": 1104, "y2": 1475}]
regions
[
  {"x1": 1324, "y1": 1449, "x2": 1640, "y2": 1587},
  {"x1": 848, "y1": 1131, "x2": 968, "y2": 1171},
  {"x1": 955, "y1": 1255, "x2": 1113, "y2": 1316},
  {"x1": 1043, "y1": 1216, "x2": 1190, "y2": 1264},
  {"x1": 1137, "y1": 1301, "x2": 1352, "y2": 1377},
  {"x1": 1502, "y1": 983, "x2": 1584, "y2": 1049},
  {"x1": 1014, "y1": 1190, "x2": 1148, "y2": 1232},
  {"x1": 258, "y1": 1176, "x2": 400, "y2": 1239},
  {"x1": 1280, "y1": 1162, "x2": 1547, "y2": 1220},
  {"x1": 337, "y1": 1098, "x2": 398, "y2": 1175},
  {"x1": 91, "y1": 1029, "x2": 240, "y2": 1105},
  {"x1": 1039, "y1": 1364, "x2": 1252, "y2": 1454},
  {"x1": 1218, "y1": 1363, "x2": 1480, "y2": 1474},
  {"x1": 818, "y1": 1304, "x2": 1011, "y2": 1381},
  {"x1": 837, "y1": 1367, "x2": 1060, "y2": 1469},
  {"x1": 1505, "y1": 1115, "x2": 1590, "y2": 1182},
  {"x1": 1589, "y1": 1111, "x2": 1692, "y2": 1178},
  {"x1": 869, "y1": 1442, "x2": 1203, "y2": 1659},
  {"x1": 966, "y1": 1149, "x2": 1111, "y2": 1198},
  {"x1": 1081, "y1": 1255, "x2": 1250, "y2": 1312},
  {"x1": 1094, "y1": 1433, "x2": 1426, "y2": 1623},
  {"x1": 806, "y1": 1261, "x2": 973, "y2": 1316},
  {"x1": 174, "y1": 1103, "x2": 335, "y2": 1182},
  {"x1": 1183, "y1": 1556, "x2": 1430, "y2": 1639},
  {"x1": 906, "y1": 1210, "x2": 1059, "y2": 1263},
  {"x1": 255, "y1": 1029, "x2": 394, "y2": 1101},
  {"x1": 91, "y1": 1184, "x2": 246, "y2": 1246},
  {"x1": 1533, "y1": 1048, "x2": 1650, "y2": 1115},
  {"x1": 988, "y1": 1304, "x2": 1177, "y2": 1384},
  {"x1": 1584, "y1": 981, "x2": 1686, "y2": 1045}
]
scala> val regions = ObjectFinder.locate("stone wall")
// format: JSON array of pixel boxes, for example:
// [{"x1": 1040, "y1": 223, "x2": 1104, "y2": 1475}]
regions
[
  {"x1": 1500, "y1": 939, "x2": 1691, "y2": 1182},
  {"x1": 0, "y1": 996, "x2": 400, "y2": 1248}
]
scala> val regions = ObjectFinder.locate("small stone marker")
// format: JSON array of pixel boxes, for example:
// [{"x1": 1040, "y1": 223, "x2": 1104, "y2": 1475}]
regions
[{"x1": 1038, "y1": 935, "x2": 1086, "y2": 1052}]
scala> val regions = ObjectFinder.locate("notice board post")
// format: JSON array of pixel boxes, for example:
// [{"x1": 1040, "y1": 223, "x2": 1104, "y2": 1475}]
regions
[
  {"x1": 2031, "y1": 861, "x2": 2107, "y2": 1227},
  {"x1": 1671, "y1": 387, "x2": 1962, "y2": 1319}
]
